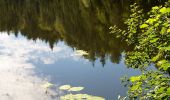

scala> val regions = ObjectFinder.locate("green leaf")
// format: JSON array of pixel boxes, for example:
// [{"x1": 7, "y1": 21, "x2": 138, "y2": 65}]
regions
[
  {"x1": 161, "y1": 63, "x2": 170, "y2": 70},
  {"x1": 157, "y1": 60, "x2": 167, "y2": 66},
  {"x1": 160, "y1": 7, "x2": 167, "y2": 14},
  {"x1": 159, "y1": 7, "x2": 170, "y2": 14},
  {"x1": 150, "y1": 38, "x2": 159, "y2": 43},
  {"x1": 156, "y1": 87, "x2": 166, "y2": 93},
  {"x1": 160, "y1": 27, "x2": 167, "y2": 35},
  {"x1": 152, "y1": 6, "x2": 159, "y2": 10},
  {"x1": 131, "y1": 85, "x2": 139, "y2": 91},
  {"x1": 130, "y1": 76, "x2": 141, "y2": 82},
  {"x1": 167, "y1": 29, "x2": 170, "y2": 33},
  {"x1": 140, "y1": 24, "x2": 149, "y2": 29},
  {"x1": 151, "y1": 53, "x2": 162, "y2": 62},
  {"x1": 146, "y1": 18, "x2": 156, "y2": 24},
  {"x1": 159, "y1": 46, "x2": 170, "y2": 51},
  {"x1": 59, "y1": 85, "x2": 71, "y2": 90},
  {"x1": 166, "y1": 87, "x2": 170, "y2": 95}
]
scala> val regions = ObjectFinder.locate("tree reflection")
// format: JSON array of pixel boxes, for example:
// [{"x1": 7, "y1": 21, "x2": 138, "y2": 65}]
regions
[{"x1": 0, "y1": 0, "x2": 163, "y2": 65}]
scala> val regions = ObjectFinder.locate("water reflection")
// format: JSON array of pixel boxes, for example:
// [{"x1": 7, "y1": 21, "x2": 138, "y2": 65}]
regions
[
  {"x1": 0, "y1": 0, "x2": 165, "y2": 99},
  {"x1": 0, "y1": 33, "x2": 63, "y2": 100},
  {"x1": 0, "y1": 32, "x2": 141, "y2": 99},
  {"x1": 0, "y1": 0, "x2": 134, "y2": 66}
]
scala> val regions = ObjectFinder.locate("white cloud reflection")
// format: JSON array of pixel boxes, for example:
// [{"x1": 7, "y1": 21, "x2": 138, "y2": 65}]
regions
[{"x1": 0, "y1": 32, "x2": 86, "y2": 100}]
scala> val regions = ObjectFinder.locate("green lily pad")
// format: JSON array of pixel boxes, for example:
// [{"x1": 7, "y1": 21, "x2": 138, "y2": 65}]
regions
[
  {"x1": 59, "y1": 85, "x2": 71, "y2": 90},
  {"x1": 60, "y1": 94, "x2": 105, "y2": 100},
  {"x1": 68, "y1": 87, "x2": 84, "y2": 92}
]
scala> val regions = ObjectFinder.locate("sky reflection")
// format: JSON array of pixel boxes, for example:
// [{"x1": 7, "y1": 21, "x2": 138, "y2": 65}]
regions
[
  {"x1": 0, "y1": 32, "x2": 140, "y2": 100},
  {"x1": 0, "y1": 32, "x2": 83, "y2": 100}
]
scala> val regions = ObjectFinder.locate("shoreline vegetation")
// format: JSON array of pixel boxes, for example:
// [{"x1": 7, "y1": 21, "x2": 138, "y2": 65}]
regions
[{"x1": 110, "y1": 1, "x2": 170, "y2": 99}]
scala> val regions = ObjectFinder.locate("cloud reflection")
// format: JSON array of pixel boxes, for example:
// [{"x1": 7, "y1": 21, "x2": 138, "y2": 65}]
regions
[{"x1": 0, "y1": 32, "x2": 85, "y2": 100}]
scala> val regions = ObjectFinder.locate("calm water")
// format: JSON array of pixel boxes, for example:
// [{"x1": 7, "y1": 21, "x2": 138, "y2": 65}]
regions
[{"x1": 0, "y1": 0, "x2": 162, "y2": 100}]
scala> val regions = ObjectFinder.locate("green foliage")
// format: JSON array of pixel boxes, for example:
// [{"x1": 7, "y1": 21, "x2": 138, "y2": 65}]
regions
[
  {"x1": 124, "y1": 71, "x2": 170, "y2": 99},
  {"x1": 110, "y1": 3, "x2": 144, "y2": 45},
  {"x1": 112, "y1": 1, "x2": 170, "y2": 69},
  {"x1": 125, "y1": 51, "x2": 150, "y2": 69},
  {"x1": 111, "y1": 1, "x2": 170, "y2": 99}
]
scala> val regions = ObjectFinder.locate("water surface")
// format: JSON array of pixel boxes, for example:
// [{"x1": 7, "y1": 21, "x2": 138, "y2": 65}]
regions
[{"x1": 0, "y1": 0, "x2": 162, "y2": 99}]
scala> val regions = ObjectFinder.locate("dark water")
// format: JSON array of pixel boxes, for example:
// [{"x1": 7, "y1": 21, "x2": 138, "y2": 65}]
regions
[{"x1": 0, "y1": 0, "x2": 164, "y2": 100}]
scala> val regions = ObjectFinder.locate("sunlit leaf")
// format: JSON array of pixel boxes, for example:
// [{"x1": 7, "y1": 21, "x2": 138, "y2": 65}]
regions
[
  {"x1": 159, "y1": 46, "x2": 170, "y2": 51},
  {"x1": 157, "y1": 60, "x2": 167, "y2": 66},
  {"x1": 159, "y1": 7, "x2": 170, "y2": 14},
  {"x1": 152, "y1": 6, "x2": 159, "y2": 10},
  {"x1": 130, "y1": 76, "x2": 141, "y2": 82},
  {"x1": 167, "y1": 29, "x2": 170, "y2": 33},
  {"x1": 156, "y1": 87, "x2": 166, "y2": 93},
  {"x1": 160, "y1": 27, "x2": 167, "y2": 35},
  {"x1": 161, "y1": 63, "x2": 170, "y2": 70},
  {"x1": 150, "y1": 38, "x2": 159, "y2": 43},
  {"x1": 140, "y1": 24, "x2": 148, "y2": 29},
  {"x1": 166, "y1": 87, "x2": 170, "y2": 95},
  {"x1": 146, "y1": 18, "x2": 156, "y2": 24}
]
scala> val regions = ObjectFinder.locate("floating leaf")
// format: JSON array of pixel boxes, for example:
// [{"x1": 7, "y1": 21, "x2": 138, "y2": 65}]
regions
[
  {"x1": 60, "y1": 94, "x2": 105, "y2": 100},
  {"x1": 68, "y1": 87, "x2": 84, "y2": 92},
  {"x1": 59, "y1": 85, "x2": 71, "y2": 90},
  {"x1": 42, "y1": 82, "x2": 54, "y2": 89}
]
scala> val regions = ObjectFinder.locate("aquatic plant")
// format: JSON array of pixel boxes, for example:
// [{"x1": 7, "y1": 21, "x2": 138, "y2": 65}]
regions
[{"x1": 59, "y1": 85, "x2": 105, "y2": 100}]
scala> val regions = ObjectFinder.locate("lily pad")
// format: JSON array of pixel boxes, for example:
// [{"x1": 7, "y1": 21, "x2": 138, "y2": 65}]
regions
[
  {"x1": 42, "y1": 82, "x2": 54, "y2": 89},
  {"x1": 60, "y1": 94, "x2": 105, "y2": 100},
  {"x1": 68, "y1": 87, "x2": 84, "y2": 92},
  {"x1": 59, "y1": 85, "x2": 71, "y2": 90}
]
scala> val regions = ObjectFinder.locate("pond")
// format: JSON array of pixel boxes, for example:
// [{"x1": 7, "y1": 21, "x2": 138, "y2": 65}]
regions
[{"x1": 0, "y1": 0, "x2": 164, "y2": 100}]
